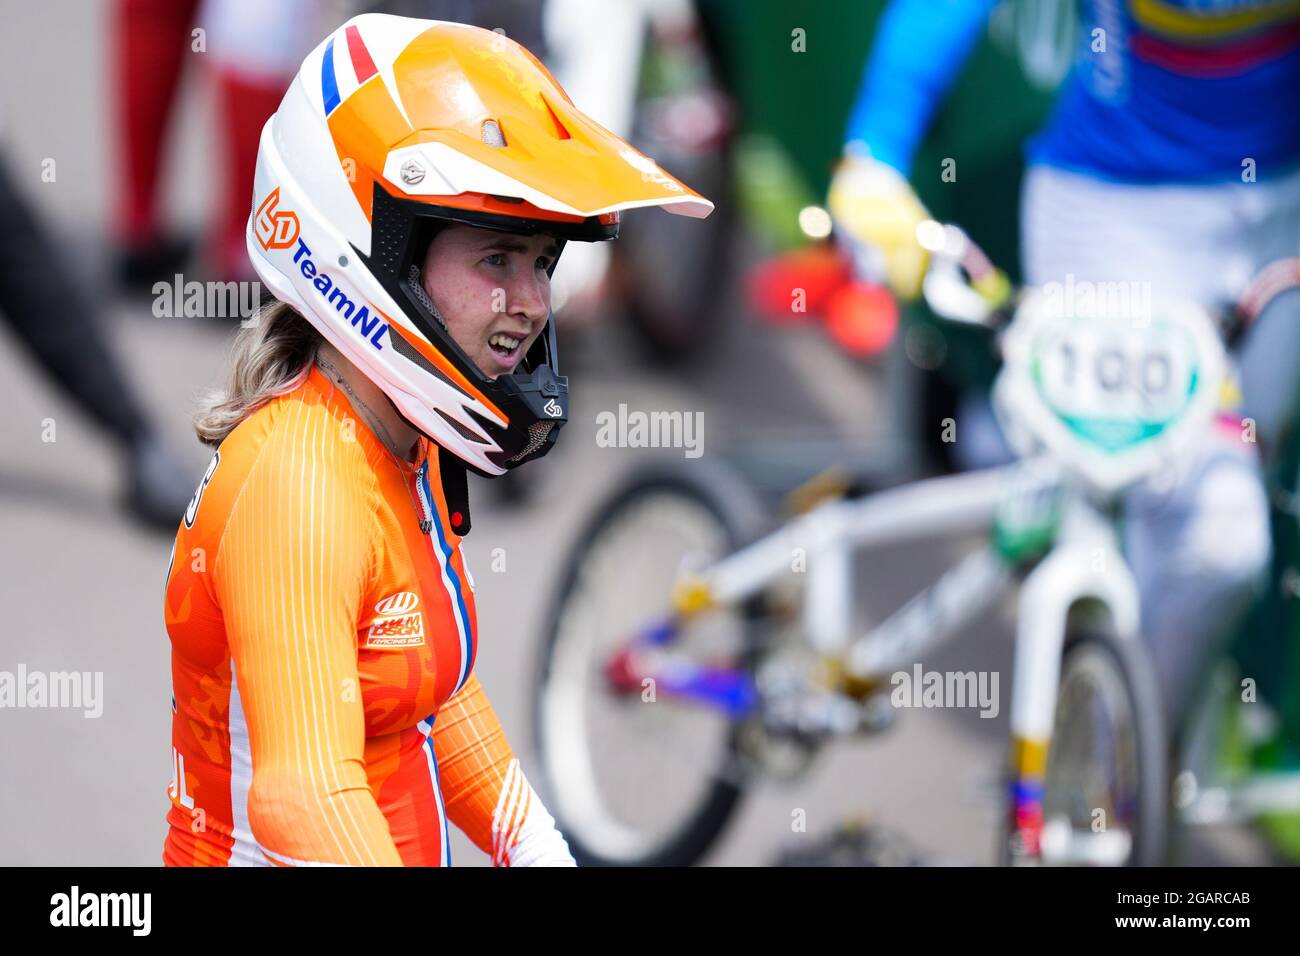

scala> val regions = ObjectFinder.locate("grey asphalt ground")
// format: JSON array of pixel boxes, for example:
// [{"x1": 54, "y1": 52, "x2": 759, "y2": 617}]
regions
[{"x1": 0, "y1": 2, "x2": 1274, "y2": 867}]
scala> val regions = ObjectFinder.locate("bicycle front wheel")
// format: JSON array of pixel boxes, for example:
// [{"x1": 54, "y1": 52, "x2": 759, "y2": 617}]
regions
[
  {"x1": 1004, "y1": 628, "x2": 1169, "y2": 866},
  {"x1": 533, "y1": 461, "x2": 766, "y2": 866}
]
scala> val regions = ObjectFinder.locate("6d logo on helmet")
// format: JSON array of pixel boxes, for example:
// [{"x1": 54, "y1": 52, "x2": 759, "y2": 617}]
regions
[{"x1": 255, "y1": 188, "x2": 301, "y2": 251}]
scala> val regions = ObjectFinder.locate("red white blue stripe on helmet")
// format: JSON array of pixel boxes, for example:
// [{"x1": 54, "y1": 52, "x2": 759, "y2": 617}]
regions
[{"x1": 321, "y1": 25, "x2": 380, "y2": 117}]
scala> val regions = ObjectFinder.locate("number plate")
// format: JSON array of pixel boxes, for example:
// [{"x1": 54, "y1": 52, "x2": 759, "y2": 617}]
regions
[{"x1": 995, "y1": 293, "x2": 1225, "y2": 492}]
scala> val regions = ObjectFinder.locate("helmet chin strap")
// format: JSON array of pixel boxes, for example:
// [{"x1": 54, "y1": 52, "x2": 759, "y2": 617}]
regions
[{"x1": 361, "y1": 278, "x2": 475, "y2": 532}]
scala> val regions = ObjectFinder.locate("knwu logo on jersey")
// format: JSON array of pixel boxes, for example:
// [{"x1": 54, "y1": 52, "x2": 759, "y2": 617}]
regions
[{"x1": 366, "y1": 591, "x2": 424, "y2": 648}]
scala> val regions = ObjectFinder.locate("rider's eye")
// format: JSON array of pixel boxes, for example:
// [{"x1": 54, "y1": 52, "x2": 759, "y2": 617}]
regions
[{"x1": 483, "y1": 253, "x2": 506, "y2": 267}]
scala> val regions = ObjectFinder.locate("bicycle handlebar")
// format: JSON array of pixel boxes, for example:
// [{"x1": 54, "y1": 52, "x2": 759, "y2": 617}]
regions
[
  {"x1": 914, "y1": 221, "x2": 1014, "y2": 329},
  {"x1": 914, "y1": 220, "x2": 1300, "y2": 345}
]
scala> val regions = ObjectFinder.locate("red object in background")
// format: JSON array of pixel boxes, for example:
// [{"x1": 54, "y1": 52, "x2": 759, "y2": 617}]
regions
[
  {"x1": 115, "y1": 0, "x2": 288, "y2": 281},
  {"x1": 115, "y1": 0, "x2": 199, "y2": 246},
  {"x1": 745, "y1": 242, "x2": 851, "y2": 322},
  {"x1": 745, "y1": 242, "x2": 898, "y2": 356},
  {"x1": 824, "y1": 280, "x2": 898, "y2": 357},
  {"x1": 603, "y1": 646, "x2": 644, "y2": 694},
  {"x1": 215, "y1": 69, "x2": 287, "y2": 281},
  {"x1": 1012, "y1": 800, "x2": 1045, "y2": 859}
]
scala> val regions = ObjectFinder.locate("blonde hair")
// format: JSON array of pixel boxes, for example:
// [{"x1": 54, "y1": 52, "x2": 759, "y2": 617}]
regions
[{"x1": 193, "y1": 301, "x2": 322, "y2": 447}]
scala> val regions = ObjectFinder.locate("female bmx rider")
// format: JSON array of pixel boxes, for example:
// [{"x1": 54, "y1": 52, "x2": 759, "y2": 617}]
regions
[{"x1": 162, "y1": 13, "x2": 712, "y2": 866}]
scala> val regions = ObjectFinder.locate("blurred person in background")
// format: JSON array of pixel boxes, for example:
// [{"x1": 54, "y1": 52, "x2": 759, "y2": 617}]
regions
[
  {"x1": 372, "y1": 0, "x2": 548, "y2": 53},
  {"x1": 827, "y1": 0, "x2": 1300, "y2": 729},
  {"x1": 0, "y1": 144, "x2": 193, "y2": 529},
  {"x1": 163, "y1": 14, "x2": 712, "y2": 865},
  {"x1": 113, "y1": 0, "x2": 318, "y2": 286}
]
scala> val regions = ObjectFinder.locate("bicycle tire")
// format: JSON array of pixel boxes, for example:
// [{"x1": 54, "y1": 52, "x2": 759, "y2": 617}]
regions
[
  {"x1": 532, "y1": 459, "x2": 768, "y2": 866},
  {"x1": 1000, "y1": 627, "x2": 1169, "y2": 866}
]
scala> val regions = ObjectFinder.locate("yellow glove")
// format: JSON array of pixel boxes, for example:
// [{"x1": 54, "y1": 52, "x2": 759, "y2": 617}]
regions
[{"x1": 827, "y1": 152, "x2": 931, "y2": 301}]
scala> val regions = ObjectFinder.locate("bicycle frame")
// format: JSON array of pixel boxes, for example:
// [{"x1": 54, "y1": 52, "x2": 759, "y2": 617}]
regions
[
  {"x1": 614, "y1": 453, "x2": 1143, "y2": 852},
  {"x1": 598, "y1": 227, "x2": 1256, "y2": 863}
]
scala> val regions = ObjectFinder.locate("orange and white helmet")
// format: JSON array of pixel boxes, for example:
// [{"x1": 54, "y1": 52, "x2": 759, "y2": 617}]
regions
[{"x1": 248, "y1": 13, "x2": 712, "y2": 475}]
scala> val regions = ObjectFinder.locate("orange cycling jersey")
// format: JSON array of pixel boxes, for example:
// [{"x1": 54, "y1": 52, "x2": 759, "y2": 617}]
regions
[{"x1": 163, "y1": 364, "x2": 570, "y2": 866}]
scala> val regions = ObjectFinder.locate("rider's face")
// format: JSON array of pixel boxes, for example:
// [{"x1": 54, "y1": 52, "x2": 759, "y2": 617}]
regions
[{"x1": 420, "y1": 224, "x2": 558, "y2": 379}]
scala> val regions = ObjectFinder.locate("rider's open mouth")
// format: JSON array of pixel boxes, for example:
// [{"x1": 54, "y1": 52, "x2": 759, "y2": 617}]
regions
[{"x1": 488, "y1": 332, "x2": 522, "y2": 358}]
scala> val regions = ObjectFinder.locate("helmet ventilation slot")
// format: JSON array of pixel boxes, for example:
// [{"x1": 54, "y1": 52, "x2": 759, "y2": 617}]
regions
[{"x1": 540, "y1": 96, "x2": 571, "y2": 140}]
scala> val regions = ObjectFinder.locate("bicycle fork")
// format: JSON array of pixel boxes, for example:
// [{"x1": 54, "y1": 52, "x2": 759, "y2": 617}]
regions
[{"x1": 1001, "y1": 497, "x2": 1141, "y2": 862}]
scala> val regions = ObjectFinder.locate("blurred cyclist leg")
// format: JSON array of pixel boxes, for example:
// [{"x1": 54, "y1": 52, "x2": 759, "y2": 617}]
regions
[
  {"x1": 112, "y1": 0, "x2": 200, "y2": 288},
  {"x1": 199, "y1": 0, "x2": 316, "y2": 282}
]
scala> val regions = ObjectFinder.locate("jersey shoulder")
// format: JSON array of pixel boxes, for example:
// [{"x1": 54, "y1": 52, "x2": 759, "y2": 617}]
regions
[{"x1": 187, "y1": 370, "x2": 389, "y2": 561}]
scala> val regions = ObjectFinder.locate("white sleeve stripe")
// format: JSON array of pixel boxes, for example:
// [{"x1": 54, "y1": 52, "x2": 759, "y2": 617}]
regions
[{"x1": 488, "y1": 761, "x2": 576, "y2": 867}]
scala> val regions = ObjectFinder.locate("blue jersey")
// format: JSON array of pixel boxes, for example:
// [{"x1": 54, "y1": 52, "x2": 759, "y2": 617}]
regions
[{"x1": 844, "y1": 0, "x2": 1300, "y2": 183}]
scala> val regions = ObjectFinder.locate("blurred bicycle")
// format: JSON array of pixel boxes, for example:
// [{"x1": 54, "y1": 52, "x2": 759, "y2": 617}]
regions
[{"x1": 531, "y1": 221, "x2": 1300, "y2": 866}]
